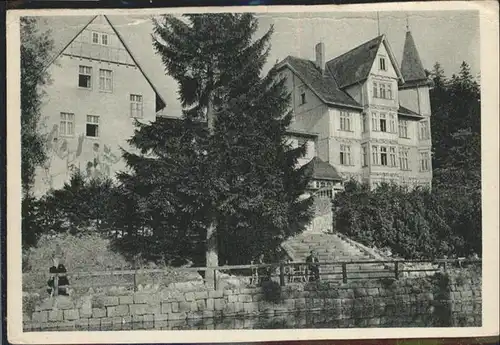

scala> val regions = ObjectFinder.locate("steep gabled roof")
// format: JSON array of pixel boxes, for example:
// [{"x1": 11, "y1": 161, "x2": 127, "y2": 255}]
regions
[
  {"x1": 400, "y1": 31, "x2": 427, "y2": 84},
  {"x1": 304, "y1": 157, "x2": 342, "y2": 181},
  {"x1": 277, "y1": 56, "x2": 362, "y2": 110},
  {"x1": 43, "y1": 15, "x2": 166, "y2": 112},
  {"x1": 325, "y1": 35, "x2": 404, "y2": 89}
]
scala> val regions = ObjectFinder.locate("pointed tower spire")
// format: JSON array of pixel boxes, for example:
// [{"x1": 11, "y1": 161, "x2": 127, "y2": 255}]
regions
[{"x1": 401, "y1": 29, "x2": 427, "y2": 83}]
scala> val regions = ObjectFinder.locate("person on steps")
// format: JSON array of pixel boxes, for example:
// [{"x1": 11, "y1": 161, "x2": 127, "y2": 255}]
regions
[{"x1": 306, "y1": 250, "x2": 320, "y2": 282}]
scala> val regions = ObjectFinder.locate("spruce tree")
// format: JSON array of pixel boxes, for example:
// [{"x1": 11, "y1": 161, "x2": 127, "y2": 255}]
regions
[{"x1": 119, "y1": 14, "x2": 313, "y2": 274}]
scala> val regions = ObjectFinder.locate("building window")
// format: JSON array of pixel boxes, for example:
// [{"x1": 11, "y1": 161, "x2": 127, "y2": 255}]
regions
[
  {"x1": 101, "y1": 34, "x2": 108, "y2": 45},
  {"x1": 372, "y1": 145, "x2": 379, "y2": 165},
  {"x1": 59, "y1": 112, "x2": 75, "y2": 136},
  {"x1": 340, "y1": 144, "x2": 351, "y2": 165},
  {"x1": 389, "y1": 147, "x2": 397, "y2": 166},
  {"x1": 380, "y1": 146, "x2": 388, "y2": 166},
  {"x1": 362, "y1": 144, "x2": 368, "y2": 167},
  {"x1": 419, "y1": 151, "x2": 430, "y2": 171},
  {"x1": 380, "y1": 113, "x2": 387, "y2": 132},
  {"x1": 86, "y1": 115, "x2": 99, "y2": 137},
  {"x1": 340, "y1": 111, "x2": 351, "y2": 131},
  {"x1": 419, "y1": 120, "x2": 430, "y2": 140},
  {"x1": 389, "y1": 114, "x2": 396, "y2": 133},
  {"x1": 130, "y1": 94, "x2": 143, "y2": 118},
  {"x1": 92, "y1": 32, "x2": 109, "y2": 45},
  {"x1": 374, "y1": 82, "x2": 393, "y2": 100},
  {"x1": 379, "y1": 57, "x2": 386, "y2": 71},
  {"x1": 362, "y1": 113, "x2": 368, "y2": 133},
  {"x1": 78, "y1": 65, "x2": 92, "y2": 89},
  {"x1": 399, "y1": 119, "x2": 409, "y2": 138},
  {"x1": 299, "y1": 85, "x2": 306, "y2": 105},
  {"x1": 399, "y1": 147, "x2": 410, "y2": 170},
  {"x1": 99, "y1": 69, "x2": 113, "y2": 92},
  {"x1": 372, "y1": 112, "x2": 379, "y2": 131}
]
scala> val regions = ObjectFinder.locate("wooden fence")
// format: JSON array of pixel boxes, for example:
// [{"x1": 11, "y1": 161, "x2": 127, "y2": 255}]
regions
[{"x1": 28, "y1": 258, "x2": 481, "y2": 295}]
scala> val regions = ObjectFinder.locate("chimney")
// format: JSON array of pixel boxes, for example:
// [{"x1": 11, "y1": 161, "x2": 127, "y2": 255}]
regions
[{"x1": 315, "y1": 42, "x2": 325, "y2": 73}]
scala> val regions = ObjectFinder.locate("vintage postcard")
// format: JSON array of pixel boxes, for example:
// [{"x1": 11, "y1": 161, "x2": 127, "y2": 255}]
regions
[{"x1": 6, "y1": 1, "x2": 499, "y2": 344}]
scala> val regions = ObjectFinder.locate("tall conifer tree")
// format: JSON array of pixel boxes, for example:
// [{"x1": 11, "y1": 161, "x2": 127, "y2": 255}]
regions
[{"x1": 119, "y1": 14, "x2": 313, "y2": 275}]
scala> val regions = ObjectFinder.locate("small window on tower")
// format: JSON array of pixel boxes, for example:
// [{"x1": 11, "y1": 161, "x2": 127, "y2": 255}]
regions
[
  {"x1": 379, "y1": 57, "x2": 386, "y2": 71},
  {"x1": 299, "y1": 85, "x2": 307, "y2": 105}
]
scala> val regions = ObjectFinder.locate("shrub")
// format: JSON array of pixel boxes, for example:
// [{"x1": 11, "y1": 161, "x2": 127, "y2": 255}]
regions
[
  {"x1": 332, "y1": 180, "x2": 479, "y2": 259},
  {"x1": 261, "y1": 280, "x2": 282, "y2": 303}
]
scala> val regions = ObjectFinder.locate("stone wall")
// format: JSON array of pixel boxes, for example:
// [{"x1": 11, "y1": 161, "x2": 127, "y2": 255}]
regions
[{"x1": 23, "y1": 269, "x2": 481, "y2": 331}]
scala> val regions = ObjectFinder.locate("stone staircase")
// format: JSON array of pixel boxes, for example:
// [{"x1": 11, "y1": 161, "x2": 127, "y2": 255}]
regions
[{"x1": 282, "y1": 232, "x2": 392, "y2": 283}]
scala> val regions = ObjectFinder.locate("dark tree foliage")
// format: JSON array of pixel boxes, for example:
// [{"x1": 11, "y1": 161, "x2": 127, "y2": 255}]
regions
[
  {"x1": 22, "y1": 171, "x2": 117, "y2": 248},
  {"x1": 20, "y1": 17, "x2": 53, "y2": 194},
  {"x1": 333, "y1": 61, "x2": 481, "y2": 259},
  {"x1": 117, "y1": 13, "x2": 313, "y2": 265}
]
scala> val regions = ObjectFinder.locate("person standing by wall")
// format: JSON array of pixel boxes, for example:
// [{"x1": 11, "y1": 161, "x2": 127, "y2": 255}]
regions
[{"x1": 306, "y1": 250, "x2": 320, "y2": 281}]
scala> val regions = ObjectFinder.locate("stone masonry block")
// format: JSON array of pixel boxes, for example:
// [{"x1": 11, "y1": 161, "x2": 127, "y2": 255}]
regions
[
  {"x1": 185, "y1": 292, "x2": 195, "y2": 301},
  {"x1": 214, "y1": 299, "x2": 225, "y2": 311},
  {"x1": 295, "y1": 298, "x2": 306, "y2": 309},
  {"x1": 76, "y1": 318, "x2": 89, "y2": 329},
  {"x1": 196, "y1": 299, "x2": 206, "y2": 311},
  {"x1": 235, "y1": 302, "x2": 244, "y2": 313},
  {"x1": 228, "y1": 295, "x2": 238, "y2": 303},
  {"x1": 284, "y1": 299, "x2": 295, "y2": 310},
  {"x1": 203, "y1": 310, "x2": 214, "y2": 318},
  {"x1": 54, "y1": 296, "x2": 74, "y2": 310},
  {"x1": 154, "y1": 314, "x2": 169, "y2": 322},
  {"x1": 169, "y1": 312, "x2": 187, "y2": 321},
  {"x1": 144, "y1": 314, "x2": 154, "y2": 322},
  {"x1": 63, "y1": 309, "x2": 79, "y2": 321},
  {"x1": 367, "y1": 288, "x2": 379, "y2": 296},
  {"x1": 35, "y1": 299, "x2": 54, "y2": 312},
  {"x1": 209, "y1": 290, "x2": 224, "y2": 298},
  {"x1": 238, "y1": 294, "x2": 252, "y2": 303},
  {"x1": 129, "y1": 304, "x2": 149, "y2": 316},
  {"x1": 179, "y1": 301, "x2": 192, "y2": 313},
  {"x1": 92, "y1": 308, "x2": 106, "y2": 318},
  {"x1": 252, "y1": 294, "x2": 263, "y2": 302},
  {"x1": 133, "y1": 293, "x2": 151, "y2": 304},
  {"x1": 171, "y1": 302, "x2": 179, "y2": 313},
  {"x1": 48, "y1": 310, "x2": 64, "y2": 322},
  {"x1": 101, "y1": 296, "x2": 119, "y2": 307},
  {"x1": 32, "y1": 311, "x2": 48, "y2": 323},
  {"x1": 243, "y1": 302, "x2": 258, "y2": 314},
  {"x1": 206, "y1": 298, "x2": 214, "y2": 310},
  {"x1": 223, "y1": 289, "x2": 235, "y2": 296},
  {"x1": 194, "y1": 291, "x2": 208, "y2": 300},
  {"x1": 161, "y1": 302, "x2": 172, "y2": 314},
  {"x1": 119, "y1": 295, "x2": 134, "y2": 305},
  {"x1": 107, "y1": 305, "x2": 129, "y2": 317},
  {"x1": 80, "y1": 306, "x2": 92, "y2": 319}
]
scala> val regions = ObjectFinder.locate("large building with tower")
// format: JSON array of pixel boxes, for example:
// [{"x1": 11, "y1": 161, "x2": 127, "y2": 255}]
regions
[{"x1": 276, "y1": 29, "x2": 433, "y2": 196}]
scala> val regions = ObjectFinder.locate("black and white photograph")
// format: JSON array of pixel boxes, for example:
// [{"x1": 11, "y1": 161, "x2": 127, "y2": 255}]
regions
[{"x1": 6, "y1": 2, "x2": 499, "y2": 343}]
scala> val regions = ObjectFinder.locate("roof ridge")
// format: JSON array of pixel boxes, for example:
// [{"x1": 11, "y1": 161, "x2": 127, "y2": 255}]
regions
[{"x1": 326, "y1": 35, "x2": 383, "y2": 66}]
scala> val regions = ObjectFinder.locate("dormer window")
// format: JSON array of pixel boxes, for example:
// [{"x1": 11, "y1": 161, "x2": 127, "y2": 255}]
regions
[{"x1": 379, "y1": 57, "x2": 386, "y2": 71}]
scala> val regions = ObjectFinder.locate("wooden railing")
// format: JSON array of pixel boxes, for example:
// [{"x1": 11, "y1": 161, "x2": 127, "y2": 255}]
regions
[{"x1": 27, "y1": 258, "x2": 481, "y2": 294}]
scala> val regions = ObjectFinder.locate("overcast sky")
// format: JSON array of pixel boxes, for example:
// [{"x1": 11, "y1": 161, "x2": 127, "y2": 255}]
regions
[{"x1": 36, "y1": 10, "x2": 480, "y2": 116}]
